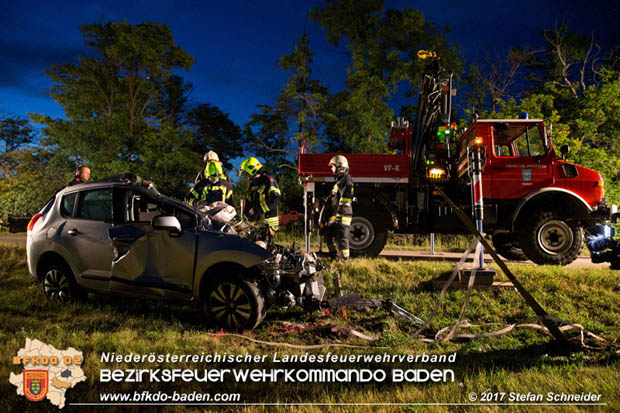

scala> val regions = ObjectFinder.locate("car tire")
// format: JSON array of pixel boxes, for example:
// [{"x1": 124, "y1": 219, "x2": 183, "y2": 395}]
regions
[
  {"x1": 42, "y1": 264, "x2": 86, "y2": 302},
  {"x1": 492, "y1": 232, "x2": 528, "y2": 261},
  {"x1": 349, "y1": 214, "x2": 388, "y2": 257},
  {"x1": 203, "y1": 276, "x2": 265, "y2": 332},
  {"x1": 518, "y1": 210, "x2": 584, "y2": 265}
]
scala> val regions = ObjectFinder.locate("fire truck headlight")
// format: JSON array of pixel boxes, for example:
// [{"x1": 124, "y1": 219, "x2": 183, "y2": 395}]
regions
[{"x1": 427, "y1": 167, "x2": 447, "y2": 180}]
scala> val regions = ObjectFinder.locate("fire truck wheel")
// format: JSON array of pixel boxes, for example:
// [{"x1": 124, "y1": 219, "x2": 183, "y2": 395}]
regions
[
  {"x1": 349, "y1": 215, "x2": 388, "y2": 257},
  {"x1": 492, "y1": 233, "x2": 528, "y2": 261},
  {"x1": 202, "y1": 275, "x2": 265, "y2": 332},
  {"x1": 519, "y1": 210, "x2": 584, "y2": 265}
]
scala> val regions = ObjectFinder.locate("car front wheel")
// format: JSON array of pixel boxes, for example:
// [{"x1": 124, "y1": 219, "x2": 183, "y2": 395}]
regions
[{"x1": 203, "y1": 276, "x2": 265, "y2": 332}]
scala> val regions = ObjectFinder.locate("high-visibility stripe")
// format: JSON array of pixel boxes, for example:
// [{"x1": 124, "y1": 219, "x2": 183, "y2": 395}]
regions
[
  {"x1": 256, "y1": 218, "x2": 279, "y2": 232},
  {"x1": 205, "y1": 185, "x2": 227, "y2": 191},
  {"x1": 342, "y1": 249, "x2": 350, "y2": 258},
  {"x1": 341, "y1": 216, "x2": 352, "y2": 226},
  {"x1": 270, "y1": 186, "x2": 281, "y2": 195}
]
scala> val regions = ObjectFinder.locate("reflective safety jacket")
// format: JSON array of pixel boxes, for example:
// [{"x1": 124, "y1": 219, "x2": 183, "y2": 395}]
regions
[
  {"x1": 327, "y1": 172, "x2": 353, "y2": 226},
  {"x1": 247, "y1": 174, "x2": 281, "y2": 230},
  {"x1": 186, "y1": 178, "x2": 233, "y2": 206}
]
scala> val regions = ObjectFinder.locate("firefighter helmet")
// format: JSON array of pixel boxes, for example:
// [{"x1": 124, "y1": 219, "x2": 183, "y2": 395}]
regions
[
  {"x1": 205, "y1": 161, "x2": 224, "y2": 180},
  {"x1": 328, "y1": 155, "x2": 349, "y2": 174},
  {"x1": 203, "y1": 150, "x2": 220, "y2": 163},
  {"x1": 240, "y1": 157, "x2": 263, "y2": 176}
]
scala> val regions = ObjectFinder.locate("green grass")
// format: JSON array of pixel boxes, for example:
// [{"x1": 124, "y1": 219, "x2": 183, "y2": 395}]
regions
[
  {"x1": 1, "y1": 244, "x2": 619, "y2": 412},
  {"x1": 277, "y1": 228, "x2": 471, "y2": 252}
]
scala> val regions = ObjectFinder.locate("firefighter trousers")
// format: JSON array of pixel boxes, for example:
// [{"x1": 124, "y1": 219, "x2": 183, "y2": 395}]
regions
[{"x1": 325, "y1": 222, "x2": 350, "y2": 260}]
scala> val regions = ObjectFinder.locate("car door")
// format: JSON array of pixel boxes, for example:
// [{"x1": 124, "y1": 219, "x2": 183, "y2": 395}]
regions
[
  {"x1": 488, "y1": 123, "x2": 554, "y2": 199},
  {"x1": 108, "y1": 189, "x2": 197, "y2": 300},
  {"x1": 60, "y1": 186, "x2": 114, "y2": 291}
]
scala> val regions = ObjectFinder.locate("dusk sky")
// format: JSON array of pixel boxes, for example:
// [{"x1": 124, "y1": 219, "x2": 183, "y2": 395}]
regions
[{"x1": 1, "y1": 0, "x2": 618, "y2": 131}]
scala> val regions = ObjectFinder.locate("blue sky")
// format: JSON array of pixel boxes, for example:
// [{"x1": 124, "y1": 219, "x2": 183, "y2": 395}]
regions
[{"x1": 0, "y1": 0, "x2": 617, "y2": 130}]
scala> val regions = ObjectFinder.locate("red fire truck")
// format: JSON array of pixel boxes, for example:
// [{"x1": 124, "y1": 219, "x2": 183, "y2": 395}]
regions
[{"x1": 298, "y1": 54, "x2": 608, "y2": 265}]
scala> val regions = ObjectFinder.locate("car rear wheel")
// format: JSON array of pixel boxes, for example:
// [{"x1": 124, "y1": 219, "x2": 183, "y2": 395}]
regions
[
  {"x1": 42, "y1": 265, "x2": 86, "y2": 302},
  {"x1": 203, "y1": 276, "x2": 265, "y2": 332}
]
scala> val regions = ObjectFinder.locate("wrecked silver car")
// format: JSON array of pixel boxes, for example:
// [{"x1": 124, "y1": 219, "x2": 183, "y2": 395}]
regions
[{"x1": 26, "y1": 175, "x2": 325, "y2": 331}]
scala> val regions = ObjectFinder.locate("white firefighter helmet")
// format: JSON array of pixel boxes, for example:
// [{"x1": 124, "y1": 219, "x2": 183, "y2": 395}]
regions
[
  {"x1": 328, "y1": 155, "x2": 349, "y2": 173},
  {"x1": 203, "y1": 150, "x2": 220, "y2": 163}
]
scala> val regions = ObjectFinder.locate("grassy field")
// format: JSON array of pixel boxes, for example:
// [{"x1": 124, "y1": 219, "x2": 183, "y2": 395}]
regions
[
  {"x1": 277, "y1": 229, "x2": 472, "y2": 252},
  {"x1": 1, "y1": 243, "x2": 619, "y2": 412}
]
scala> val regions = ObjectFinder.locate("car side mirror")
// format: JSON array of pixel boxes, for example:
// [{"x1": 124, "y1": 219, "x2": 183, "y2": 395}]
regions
[
  {"x1": 152, "y1": 215, "x2": 181, "y2": 234},
  {"x1": 560, "y1": 144, "x2": 570, "y2": 160}
]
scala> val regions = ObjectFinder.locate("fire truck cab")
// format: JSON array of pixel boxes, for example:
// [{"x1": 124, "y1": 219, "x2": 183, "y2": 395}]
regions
[{"x1": 455, "y1": 118, "x2": 606, "y2": 264}]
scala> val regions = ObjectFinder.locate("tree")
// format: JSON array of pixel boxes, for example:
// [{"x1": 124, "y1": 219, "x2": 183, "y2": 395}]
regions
[
  {"x1": 247, "y1": 34, "x2": 329, "y2": 166},
  {"x1": 0, "y1": 116, "x2": 35, "y2": 154},
  {"x1": 464, "y1": 47, "x2": 540, "y2": 114},
  {"x1": 30, "y1": 21, "x2": 196, "y2": 194},
  {"x1": 0, "y1": 116, "x2": 61, "y2": 220},
  {"x1": 310, "y1": 0, "x2": 462, "y2": 152},
  {"x1": 244, "y1": 34, "x2": 329, "y2": 210},
  {"x1": 186, "y1": 103, "x2": 245, "y2": 170},
  {"x1": 156, "y1": 75, "x2": 194, "y2": 126},
  {"x1": 0, "y1": 116, "x2": 37, "y2": 179},
  {"x1": 0, "y1": 147, "x2": 69, "y2": 221},
  {"x1": 541, "y1": 24, "x2": 602, "y2": 98}
]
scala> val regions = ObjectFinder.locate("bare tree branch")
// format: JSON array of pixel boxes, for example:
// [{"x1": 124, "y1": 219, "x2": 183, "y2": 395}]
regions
[
  {"x1": 472, "y1": 47, "x2": 541, "y2": 112},
  {"x1": 579, "y1": 33, "x2": 600, "y2": 92},
  {"x1": 253, "y1": 135, "x2": 297, "y2": 169},
  {"x1": 274, "y1": 163, "x2": 298, "y2": 170}
]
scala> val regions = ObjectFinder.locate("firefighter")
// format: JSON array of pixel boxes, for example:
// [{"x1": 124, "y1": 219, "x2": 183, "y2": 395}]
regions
[
  {"x1": 186, "y1": 160, "x2": 233, "y2": 207},
  {"x1": 239, "y1": 157, "x2": 281, "y2": 242},
  {"x1": 195, "y1": 150, "x2": 222, "y2": 184},
  {"x1": 325, "y1": 155, "x2": 353, "y2": 260}
]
